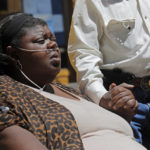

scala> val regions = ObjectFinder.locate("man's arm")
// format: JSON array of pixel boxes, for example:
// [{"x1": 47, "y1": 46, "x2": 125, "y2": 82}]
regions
[{"x1": 68, "y1": 0, "x2": 107, "y2": 104}]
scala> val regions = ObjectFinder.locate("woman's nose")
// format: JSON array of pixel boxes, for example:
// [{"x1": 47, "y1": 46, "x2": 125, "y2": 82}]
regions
[
  {"x1": 46, "y1": 39, "x2": 57, "y2": 49},
  {"x1": 46, "y1": 39, "x2": 60, "y2": 54}
]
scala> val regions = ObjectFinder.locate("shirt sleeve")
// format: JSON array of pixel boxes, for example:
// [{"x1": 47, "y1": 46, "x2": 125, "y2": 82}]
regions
[
  {"x1": 68, "y1": 0, "x2": 107, "y2": 104},
  {"x1": 0, "y1": 93, "x2": 28, "y2": 132}
]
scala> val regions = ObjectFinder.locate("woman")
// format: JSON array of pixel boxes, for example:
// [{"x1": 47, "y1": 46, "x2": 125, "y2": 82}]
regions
[{"x1": 0, "y1": 13, "x2": 146, "y2": 150}]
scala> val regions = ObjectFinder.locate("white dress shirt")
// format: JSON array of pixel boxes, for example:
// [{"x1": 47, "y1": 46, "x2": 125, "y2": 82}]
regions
[{"x1": 68, "y1": 0, "x2": 150, "y2": 104}]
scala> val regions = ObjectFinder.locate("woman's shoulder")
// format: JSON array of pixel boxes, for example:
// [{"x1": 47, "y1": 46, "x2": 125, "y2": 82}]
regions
[
  {"x1": 0, "y1": 75, "x2": 12, "y2": 84},
  {"x1": 0, "y1": 75, "x2": 26, "y2": 92},
  {"x1": 0, "y1": 75, "x2": 16, "y2": 92}
]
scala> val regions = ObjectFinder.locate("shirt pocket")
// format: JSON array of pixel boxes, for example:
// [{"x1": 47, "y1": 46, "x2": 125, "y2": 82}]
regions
[{"x1": 106, "y1": 19, "x2": 138, "y2": 51}]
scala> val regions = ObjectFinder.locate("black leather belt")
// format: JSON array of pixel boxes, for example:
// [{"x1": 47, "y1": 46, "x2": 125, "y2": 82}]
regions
[{"x1": 101, "y1": 68, "x2": 150, "y2": 92}]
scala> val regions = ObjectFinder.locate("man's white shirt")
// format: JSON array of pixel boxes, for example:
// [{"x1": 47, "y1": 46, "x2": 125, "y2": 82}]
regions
[{"x1": 68, "y1": 0, "x2": 150, "y2": 104}]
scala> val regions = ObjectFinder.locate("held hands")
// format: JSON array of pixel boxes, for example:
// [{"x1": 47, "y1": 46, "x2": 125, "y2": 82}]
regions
[{"x1": 99, "y1": 83, "x2": 138, "y2": 122}]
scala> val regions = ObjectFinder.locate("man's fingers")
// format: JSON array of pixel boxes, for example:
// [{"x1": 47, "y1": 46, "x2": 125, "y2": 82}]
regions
[
  {"x1": 132, "y1": 100, "x2": 138, "y2": 112},
  {"x1": 119, "y1": 83, "x2": 134, "y2": 89},
  {"x1": 109, "y1": 91, "x2": 127, "y2": 107},
  {"x1": 109, "y1": 83, "x2": 117, "y2": 90},
  {"x1": 112, "y1": 96, "x2": 134, "y2": 110},
  {"x1": 109, "y1": 83, "x2": 134, "y2": 91},
  {"x1": 123, "y1": 99, "x2": 137, "y2": 109}
]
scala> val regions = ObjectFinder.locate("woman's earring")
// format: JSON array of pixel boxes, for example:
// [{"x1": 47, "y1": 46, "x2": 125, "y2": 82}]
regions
[{"x1": 16, "y1": 60, "x2": 22, "y2": 70}]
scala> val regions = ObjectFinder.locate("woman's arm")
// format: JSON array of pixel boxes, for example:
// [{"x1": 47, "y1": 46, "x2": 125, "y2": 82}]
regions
[{"x1": 0, "y1": 125, "x2": 48, "y2": 150}]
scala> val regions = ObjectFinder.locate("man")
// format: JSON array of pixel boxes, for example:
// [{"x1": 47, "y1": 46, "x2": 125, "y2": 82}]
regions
[{"x1": 68, "y1": 0, "x2": 150, "y2": 149}]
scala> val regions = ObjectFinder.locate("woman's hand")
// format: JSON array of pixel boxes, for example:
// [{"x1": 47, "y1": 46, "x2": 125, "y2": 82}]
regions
[{"x1": 99, "y1": 83, "x2": 138, "y2": 122}]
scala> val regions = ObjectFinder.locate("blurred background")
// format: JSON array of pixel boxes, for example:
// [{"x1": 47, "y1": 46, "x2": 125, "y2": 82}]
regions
[{"x1": 0, "y1": 0, "x2": 77, "y2": 87}]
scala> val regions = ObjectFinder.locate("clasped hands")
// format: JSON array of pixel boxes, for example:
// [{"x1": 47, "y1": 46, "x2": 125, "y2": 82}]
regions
[{"x1": 99, "y1": 83, "x2": 138, "y2": 122}]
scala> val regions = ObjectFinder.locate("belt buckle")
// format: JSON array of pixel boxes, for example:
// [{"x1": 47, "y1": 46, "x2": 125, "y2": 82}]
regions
[
  {"x1": 127, "y1": 74, "x2": 136, "y2": 85},
  {"x1": 140, "y1": 76, "x2": 150, "y2": 92}
]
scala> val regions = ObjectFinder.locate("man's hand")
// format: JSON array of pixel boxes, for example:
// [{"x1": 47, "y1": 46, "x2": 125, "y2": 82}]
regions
[{"x1": 99, "y1": 83, "x2": 138, "y2": 122}]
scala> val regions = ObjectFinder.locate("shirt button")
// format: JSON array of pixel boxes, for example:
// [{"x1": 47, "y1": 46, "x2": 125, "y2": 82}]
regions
[{"x1": 145, "y1": 16, "x2": 148, "y2": 19}]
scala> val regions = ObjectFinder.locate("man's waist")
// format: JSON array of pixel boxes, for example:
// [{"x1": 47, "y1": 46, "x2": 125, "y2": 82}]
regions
[{"x1": 101, "y1": 68, "x2": 150, "y2": 92}]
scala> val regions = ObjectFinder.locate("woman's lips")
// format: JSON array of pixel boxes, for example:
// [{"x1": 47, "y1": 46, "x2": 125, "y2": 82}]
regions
[
  {"x1": 49, "y1": 53, "x2": 61, "y2": 67},
  {"x1": 51, "y1": 58, "x2": 61, "y2": 67}
]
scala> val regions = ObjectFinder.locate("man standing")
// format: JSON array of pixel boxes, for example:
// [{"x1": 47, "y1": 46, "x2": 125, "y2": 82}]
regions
[{"x1": 68, "y1": 0, "x2": 150, "y2": 149}]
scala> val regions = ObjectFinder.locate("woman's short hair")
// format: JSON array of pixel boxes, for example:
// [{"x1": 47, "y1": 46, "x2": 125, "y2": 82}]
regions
[{"x1": 0, "y1": 12, "x2": 47, "y2": 53}]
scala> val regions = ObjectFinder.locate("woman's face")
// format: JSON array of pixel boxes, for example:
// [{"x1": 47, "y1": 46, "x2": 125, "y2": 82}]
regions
[{"x1": 16, "y1": 25, "x2": 61, "y2": 85}]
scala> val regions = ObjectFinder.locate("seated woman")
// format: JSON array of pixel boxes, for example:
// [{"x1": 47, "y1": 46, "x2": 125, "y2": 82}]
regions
[{"x1": 0, "y1": 13, "x2": 146, "y2": 150}]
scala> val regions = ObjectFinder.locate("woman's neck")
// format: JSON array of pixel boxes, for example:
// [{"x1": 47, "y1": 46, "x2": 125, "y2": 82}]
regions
[{"x1": 8, "y1": 68, "x2": 44, "y2": 90}]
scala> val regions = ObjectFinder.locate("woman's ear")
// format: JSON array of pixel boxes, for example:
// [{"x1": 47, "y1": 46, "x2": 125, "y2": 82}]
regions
[{"x1": 6, "y1": 46, "x2": 18, "y2": 60}]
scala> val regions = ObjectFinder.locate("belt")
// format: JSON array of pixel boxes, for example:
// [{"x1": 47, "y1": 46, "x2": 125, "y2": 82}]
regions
[{"x1": 101, "y1": 69, "x2": 150, "y2": 92}]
